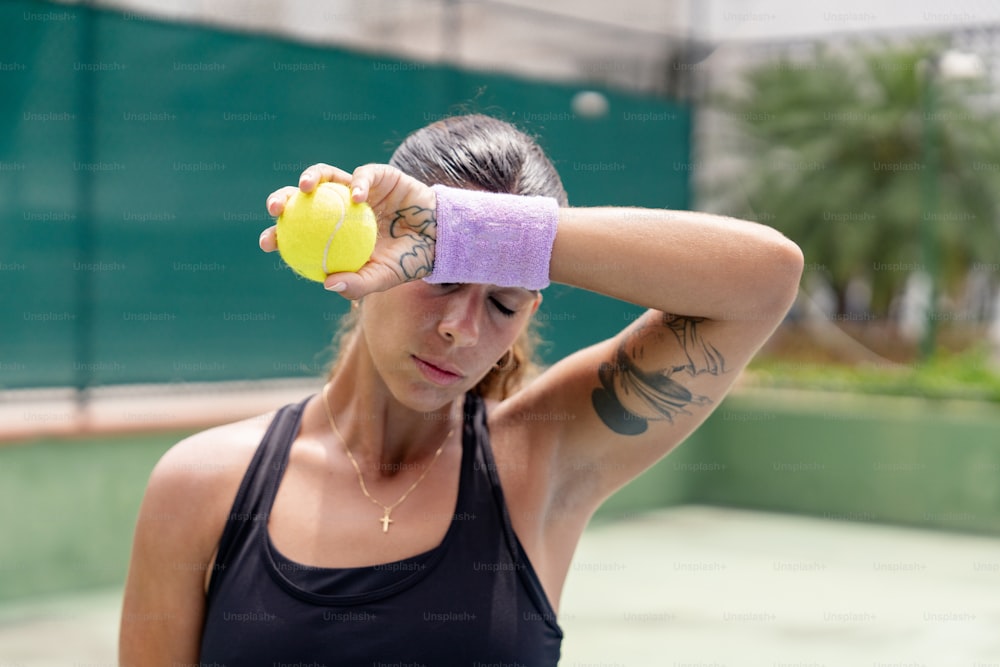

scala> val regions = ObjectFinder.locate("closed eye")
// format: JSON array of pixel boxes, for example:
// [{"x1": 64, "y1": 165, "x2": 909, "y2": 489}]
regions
[{"x1": 490, "y1": 297, "x2": 516, "y2": 318}]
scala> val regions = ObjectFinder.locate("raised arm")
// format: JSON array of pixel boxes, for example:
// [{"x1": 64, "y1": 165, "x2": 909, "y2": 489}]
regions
[
  {"x1": 552, "y1": 206, "x2": 802, "y2": 324},
  {"x1": 501, "y1": 204, "x2": 802, "y2": 513}
]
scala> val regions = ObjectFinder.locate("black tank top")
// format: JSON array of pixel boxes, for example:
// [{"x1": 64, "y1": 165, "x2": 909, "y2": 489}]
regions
[{"x1": 199, "y1": 392, "x2": 563, "y2": 665}]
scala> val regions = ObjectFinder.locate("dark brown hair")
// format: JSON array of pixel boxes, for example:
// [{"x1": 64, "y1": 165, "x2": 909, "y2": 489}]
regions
[
  {"x1": 329, "y1": 114, "x2": 567, "y2": 400},
  {"x1": 389, "y1": 114, "x2": 568, "y2": 207}
]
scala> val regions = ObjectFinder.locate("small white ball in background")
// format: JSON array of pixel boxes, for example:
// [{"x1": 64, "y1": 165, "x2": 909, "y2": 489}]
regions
[{"x1": 571, "y1": 90, "x2": 609, "y2": 119}]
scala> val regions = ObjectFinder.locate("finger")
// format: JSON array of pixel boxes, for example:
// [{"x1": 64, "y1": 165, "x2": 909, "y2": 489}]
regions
[
  {"x1": 323, "y1": 263, "x2": 403, "y2": 300},
  {"x1": 258, "y1": 226, "x2": 277, "y2": 252},
  {"x1": 348, "y1": 163, "x2": 392, "y2": 205},
  {"x1": 300, "y1": 163, "x2": 353, "y2": 193},
  {"x1": 265, "y1": 186, "x2": 299, "y2": 217}
]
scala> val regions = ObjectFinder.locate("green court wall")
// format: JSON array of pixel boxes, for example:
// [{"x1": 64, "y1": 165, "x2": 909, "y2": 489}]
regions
[
  {"x1": 3, "y1": 390, "x2": 998, "y2": 603},
  {"x1": 596, "y1": 391, "x2": 1000, "y2": 535},
  {"x1": 2, "y1": 0, "x2": 688, "y2": 391}
]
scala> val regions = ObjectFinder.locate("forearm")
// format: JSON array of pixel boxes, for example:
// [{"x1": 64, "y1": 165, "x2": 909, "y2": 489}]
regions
[
  {"x1": 262, "y1": 168, "x2": 802, "y2": 310},
  {"x1": 550, "y1": 207, "x2": 804, "y2": 322}
]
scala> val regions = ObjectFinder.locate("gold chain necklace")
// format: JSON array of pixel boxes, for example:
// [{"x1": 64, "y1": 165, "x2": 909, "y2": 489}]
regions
[{"x1": 321, "y1": 382, "x2": 454, "y2": 534}]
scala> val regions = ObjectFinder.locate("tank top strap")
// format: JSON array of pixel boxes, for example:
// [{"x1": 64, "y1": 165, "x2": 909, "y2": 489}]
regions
[
  {"x1": 466, "y1": 390, "x2": 519, "y2": 554},
  {"x1": 470, "y1": 392, "x2": 562, "y2": 632},
  {"x1": 206, "y1": 396, "x2": 308, "y2": 599}
]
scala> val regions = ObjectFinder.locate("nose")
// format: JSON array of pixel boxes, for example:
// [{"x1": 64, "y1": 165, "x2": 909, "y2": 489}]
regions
[{"x1": 437, "y1": 288, "x2": 482, "y2": 347}]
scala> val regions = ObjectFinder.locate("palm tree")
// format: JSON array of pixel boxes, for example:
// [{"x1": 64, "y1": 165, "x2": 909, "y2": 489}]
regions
[{"x1": 706, "y1": 40, "x2": 1000, "y2": 321}]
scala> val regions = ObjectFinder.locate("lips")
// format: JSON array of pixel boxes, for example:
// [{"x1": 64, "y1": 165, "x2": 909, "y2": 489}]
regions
[{"x1": 412, "y1": 355, "x2": 464, "y2": 386}]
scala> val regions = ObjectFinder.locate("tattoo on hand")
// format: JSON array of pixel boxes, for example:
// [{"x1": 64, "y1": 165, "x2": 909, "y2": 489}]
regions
[
  {"x1": 591, "y1": 313, "x2": 726, "y2": 435},
  {"x1": 390, "y1": 206, "x2": 436, "y2": 280}
]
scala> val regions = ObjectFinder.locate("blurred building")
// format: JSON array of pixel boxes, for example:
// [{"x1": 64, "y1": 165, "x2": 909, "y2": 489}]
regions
[{"x1": 73, "y1": 0, "x2": 1000, "y2": 98}]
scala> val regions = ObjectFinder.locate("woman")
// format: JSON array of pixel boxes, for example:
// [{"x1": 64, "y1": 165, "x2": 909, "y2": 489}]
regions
[{"x1": 119, "y1": 114, "x2": 803, "y2": 665}]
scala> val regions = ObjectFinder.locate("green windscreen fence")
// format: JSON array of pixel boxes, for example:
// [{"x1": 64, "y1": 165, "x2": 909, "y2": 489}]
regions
[{"x1": 2, "y1": 0, "x2": 691, "y2": 390}]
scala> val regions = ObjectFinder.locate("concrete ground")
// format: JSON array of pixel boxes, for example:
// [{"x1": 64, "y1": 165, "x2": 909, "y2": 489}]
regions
[{"x1": 1, "y1": 505, "x2": 997, "y2": 666}]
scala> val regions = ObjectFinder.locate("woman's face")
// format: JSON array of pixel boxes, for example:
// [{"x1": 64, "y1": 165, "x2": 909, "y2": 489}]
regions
[{"x1": 358, "y1": 281, "x2": 540, "y2": 411}]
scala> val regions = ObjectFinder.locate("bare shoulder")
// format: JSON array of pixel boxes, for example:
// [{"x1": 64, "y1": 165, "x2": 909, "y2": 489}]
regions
[
  {"x1": 155, "y1": 411, "x2": 275, "y2": 486},
  {"x1": 486, "y1": 393, "x2": 559, "y2": 470},
  {"x1": 487, "y1": 350, "x2": 596, "y2": 466},
  {"x1": 141, "y1": 411, "x2": 276, "y2": 551},
  {"x1": 485, "y1": 388, "x2": 575, "y2": 522}
]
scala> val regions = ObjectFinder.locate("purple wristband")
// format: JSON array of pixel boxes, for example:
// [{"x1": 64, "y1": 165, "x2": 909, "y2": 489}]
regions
[{"x1": 425, "y1": 184, "x2": 559, "y2": 290}]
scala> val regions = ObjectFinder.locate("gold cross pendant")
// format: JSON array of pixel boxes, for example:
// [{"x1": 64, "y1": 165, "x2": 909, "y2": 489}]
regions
[{"x1": 379, "y1": 510, "x2": 394, "y2": 533}]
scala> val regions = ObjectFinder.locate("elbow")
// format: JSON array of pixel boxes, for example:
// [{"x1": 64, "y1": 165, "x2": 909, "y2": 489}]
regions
[
  {"x1": 733, "y1": 230, "x2": 802, "y2": 322},
  {"x1": 775, "y1": 233, "x2": 804, "y2": 288},
  {"x1": 767, "y1": 234, "x2": 804, "y2": 315}
]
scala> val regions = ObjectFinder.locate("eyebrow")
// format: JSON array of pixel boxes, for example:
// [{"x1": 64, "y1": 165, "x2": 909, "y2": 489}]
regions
[{"x1": 492, "y1": 287, "x2": 536, "y2": 300}]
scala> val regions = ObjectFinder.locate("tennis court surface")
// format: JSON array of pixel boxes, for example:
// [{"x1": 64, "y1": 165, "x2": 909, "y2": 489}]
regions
[{"x1": 1, "y1": 504, "x2": 997, "y2": 666}]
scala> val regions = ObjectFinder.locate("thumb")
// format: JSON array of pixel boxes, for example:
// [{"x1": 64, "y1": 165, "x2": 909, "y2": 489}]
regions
[{"x1": 323, "y1": 263, "x2": 404, "y2": 300}]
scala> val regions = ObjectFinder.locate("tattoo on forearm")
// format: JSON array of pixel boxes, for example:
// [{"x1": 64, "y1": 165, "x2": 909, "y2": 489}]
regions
[
  {"x1": 390, "y1": 206, "x2": 436, "y2": 280},
  {"x1": 591, "y1": 313, "x2": 727, "y2": 435}
]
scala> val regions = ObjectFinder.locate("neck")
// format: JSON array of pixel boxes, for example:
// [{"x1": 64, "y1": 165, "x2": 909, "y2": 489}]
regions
[{"x1": 322, "y1": 340, "x2": 461, "y2": 474}]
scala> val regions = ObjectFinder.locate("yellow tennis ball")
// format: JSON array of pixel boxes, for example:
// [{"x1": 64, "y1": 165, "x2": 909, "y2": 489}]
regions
[{"x1": 276, "y1": 182, "x2": 377, "y2": 282}]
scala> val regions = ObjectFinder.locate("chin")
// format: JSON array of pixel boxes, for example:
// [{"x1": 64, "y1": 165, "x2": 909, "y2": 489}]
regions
[{"x1": 381, "y1": 355, "x2": 491, "y2": 414}]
